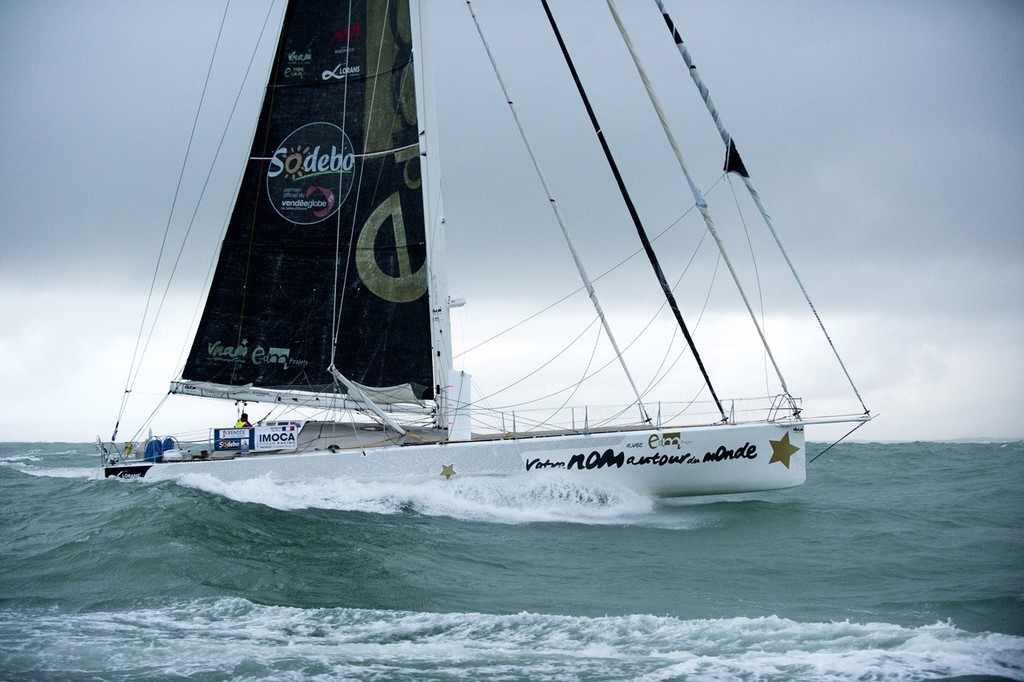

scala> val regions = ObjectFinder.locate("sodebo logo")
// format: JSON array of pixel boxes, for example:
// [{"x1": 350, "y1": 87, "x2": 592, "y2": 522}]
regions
[{"x1": 266, "y1": 122, "x2": 356, "y2": 224}]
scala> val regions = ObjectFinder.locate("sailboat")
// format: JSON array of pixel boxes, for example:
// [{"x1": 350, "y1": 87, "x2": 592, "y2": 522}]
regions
[{"x1": 98, "y1": 0, "x2": 870, "y2": 496}]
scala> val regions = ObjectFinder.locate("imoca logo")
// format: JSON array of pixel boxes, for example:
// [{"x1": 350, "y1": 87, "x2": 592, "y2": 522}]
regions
[
  {"x1": 257, "y1": 430, "x2": 297, "y2": 447},
  {"x1": 266, "y1": 122, "x2": 355, "y2": 224}
]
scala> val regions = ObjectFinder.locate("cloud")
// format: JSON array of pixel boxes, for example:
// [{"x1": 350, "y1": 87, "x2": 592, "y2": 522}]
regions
[{"x1": 0, "y1": 1, "x2": 1021, "y2": 441}]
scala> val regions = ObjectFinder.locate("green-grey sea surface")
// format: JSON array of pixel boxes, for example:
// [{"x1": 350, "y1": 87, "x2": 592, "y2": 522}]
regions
[{"x1": 1, "y1": 441, "x2": 1021, "y2": 680}]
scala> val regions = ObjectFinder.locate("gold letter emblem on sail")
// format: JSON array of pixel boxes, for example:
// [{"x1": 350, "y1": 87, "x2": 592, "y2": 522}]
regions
[{"x1": 356, "y1": 192, "x2": 427, "y2": 303}]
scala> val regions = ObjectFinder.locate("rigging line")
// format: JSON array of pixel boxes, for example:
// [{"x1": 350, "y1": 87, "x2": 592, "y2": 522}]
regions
[
  {"x1": 652, "y1": 0, "x2": 869, "y2": 416},
  {"x1": 329, "y1": 4, "x2": 417, "y2": 436},
  {"x1": 452, "y1": 284, "x2": 585, "y2": 361},
  {"x1": 173, "y1": 0, "x2": 282, "y2": 381},
  {"x1": 230, "y1": 0, "x2": 287, "y2": 384},
  {"x1": 334, "y1": 9, "x2": 418, "y2": 401},
  {"x1": 727, "y1": 174, "x2": 771, "y2": 397},
  {"x1": 550, "y1": 317, "x2": 604, "y2": 417},
  {"x1": 118, "y1": 0, "x2": 231, "y2": 395},
  {"x1": 451, "y1": 170, "x2": 725, "y2": 363},
  {"x1": 641, "y1": 244, "x2": 720, "y2": 398},
  {"x1": 606, "y1": 0, "x2": 793, "y2": 416},
  {"x1": 600, "y1": 203, "x2": 714, "y2": 394},
  {"x1": 474, "y1": 315, "x2": 601, "y2": 406},
  {"x1": 809, "y1": 419, "x2": 869, "y2": 464},
  {"x1": 336, "y1": 61, "x2": 420, "y2": 389},
  {"x1": 333, "y1": 0, "x2": 414, "y2": 366},
  {"x1": 111, "y1": 0, "x2": 238, "y2": 442},
  {"x1": 452, "y1": 166, "x2": 725, "y2": 366},
  {"x1": 659, "y1": 387, "x2": 719, "y2": 426},
  {"x1": 540, "y1": 0, "x2": 724, "y2": 423},
  {"x1": 465, "y1": 0, "x2": 650, "y2": 422},
  {"x1": 330, "y1": 0, "x2": 357, "y2": 371},
  {"x1": 451, "y1": 209, "x2": 682, "y2": 361},
  {"x1": 490, "y1": 290, "x2": 684, "y2": 411},
  {"x1": 618, "y1": 176, "x2": 734, "y2": 402},
  {"x1": 355, "y1": 141, "x2": 419, "y2": 158},
  {"x1": 126, "y1": 393, "x2": 171, "y2": 445},
  {"x1": 488, "y1": 321, "x2": 606, "y2": 433},
  {"x1": 452, "y1": 131, "x2": 725, "y2": 371},
  {"x1": 637, "y1": 216, "x2": 715, "y2": 396},
  {"x1": 453, "y1": 183, "x2": 712, "y2": 362},
  {"x1": 354, "y1": 49, "x2": 418, "y2": 264}
]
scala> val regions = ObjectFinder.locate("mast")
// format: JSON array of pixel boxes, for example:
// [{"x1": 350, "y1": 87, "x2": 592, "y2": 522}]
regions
[
  {"x1": 411, "y1": 0, "x2": 468, "y2": 430},
  {"x1": 539, "y1": 0, "x2": 727, "y2": 422},
  {"x1": 652, "y1": 0, "x2": 870, "y2": 416},
  {"x1": 410, "y1": 0, "x2": 456, "y2": 430}
]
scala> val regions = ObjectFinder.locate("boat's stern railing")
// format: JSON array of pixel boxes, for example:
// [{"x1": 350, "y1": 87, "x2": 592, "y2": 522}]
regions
[{"x1": 97, "y1": 433, "x2": 215, "y2": 468}]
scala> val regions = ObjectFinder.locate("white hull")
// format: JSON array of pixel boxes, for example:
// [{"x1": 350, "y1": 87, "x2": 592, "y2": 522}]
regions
[{"x1": 105, "y1": 422, "x2": 806, "y2": 498}]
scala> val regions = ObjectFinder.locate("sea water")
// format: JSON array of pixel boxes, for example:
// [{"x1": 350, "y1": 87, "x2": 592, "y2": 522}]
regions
[{"x1": 0, "y1": 441, "x2": 1021, "y2": 680}]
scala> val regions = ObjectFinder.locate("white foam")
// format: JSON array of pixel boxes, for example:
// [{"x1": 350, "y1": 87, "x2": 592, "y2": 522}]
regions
[
  {"x1": 2, "y1": 600, "x2": 1022, "y2": 681},
  {"x1": 173, "y1": 471, "x2": 664, "y2": 525}
]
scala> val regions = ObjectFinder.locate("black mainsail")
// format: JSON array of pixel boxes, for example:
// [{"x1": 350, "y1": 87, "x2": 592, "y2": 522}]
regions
[{"x1": 181, "y1": 0, "x2": 433, "y2": 402}]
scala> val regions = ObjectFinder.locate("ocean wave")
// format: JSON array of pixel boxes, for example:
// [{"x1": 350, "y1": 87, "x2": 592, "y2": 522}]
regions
[
  {"x1": 1, "y1": 599, "x2": 1021, "y2": 681},
  {"x1": 0, "y1": 445, "x2": 97, "y2": 480},
  {"x1": 0, "y1": 460, "x2": 98, "y2": 480},
  {"x1": 0, "y1": 454, "x2": 43, "y2": 463}
]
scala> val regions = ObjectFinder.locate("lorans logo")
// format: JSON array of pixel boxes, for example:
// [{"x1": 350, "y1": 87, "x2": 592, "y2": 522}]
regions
[
  {"x1": 267, "y1": 122, "x2": 356, "y2": 224},
  {"x1": 322, "y1": 64, "x2": 361, "y2": 81}
]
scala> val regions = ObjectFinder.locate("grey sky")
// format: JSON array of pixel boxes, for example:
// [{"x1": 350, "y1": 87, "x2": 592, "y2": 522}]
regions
[{"x1": 0, "y1": 0, "x2": 1021, "y2": 442}]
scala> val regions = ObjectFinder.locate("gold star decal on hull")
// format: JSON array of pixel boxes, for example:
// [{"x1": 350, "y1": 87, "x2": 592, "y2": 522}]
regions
[
  {"x1": 768, "y1": 432, "x2": 800, "y2": 468},
  {"x1": 440, "y1": 464, "x2": 456, "y2": 479}
]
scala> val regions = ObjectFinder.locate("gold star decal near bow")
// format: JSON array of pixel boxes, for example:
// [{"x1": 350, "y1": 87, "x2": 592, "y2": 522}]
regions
[
  {"x1": 440, "y1": 464, "x2": 456, "y2": 479},
  {"x1": 768, "y1": 432, "x2": 800, "y2": 469}
]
